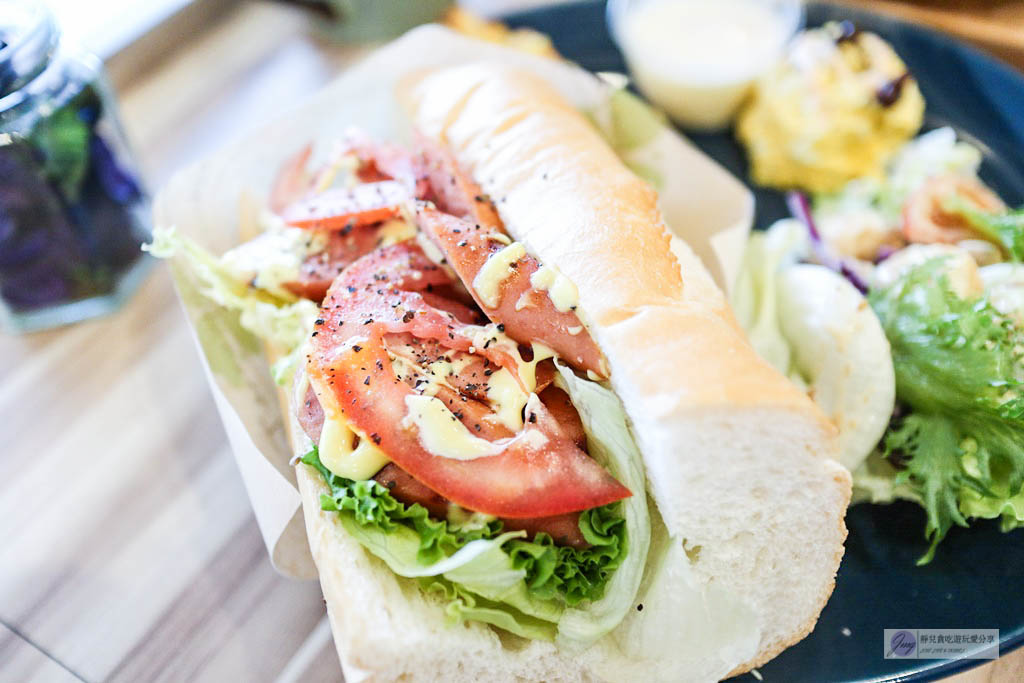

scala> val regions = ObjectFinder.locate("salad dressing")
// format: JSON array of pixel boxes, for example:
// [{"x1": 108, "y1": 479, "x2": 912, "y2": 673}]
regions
[{"x1": 616, "y1": 0, "x2": 796, "y2": 129}]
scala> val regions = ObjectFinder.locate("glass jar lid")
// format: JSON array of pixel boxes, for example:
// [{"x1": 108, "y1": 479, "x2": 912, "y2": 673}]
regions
[{"x1": 0, "y1": 1, "x2": 59, "y2": 101}]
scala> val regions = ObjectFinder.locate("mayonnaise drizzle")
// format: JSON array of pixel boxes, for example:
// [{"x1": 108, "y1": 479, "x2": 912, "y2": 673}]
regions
[
  {"x1": 530, "y1": 264, "x2": 579, "y2": 313},
  {"x1": 318, "y1": 415, "x2": 391, "y2": 480},
  {"x1": 403, "y1": 393, "x2": 549, "y2": 461},
  {"x1": 376, "y1": 218, "x2": 417, "y2": 247},
  {"x1": 473, "y1": 242, "x2": 527, "y2": 308}
]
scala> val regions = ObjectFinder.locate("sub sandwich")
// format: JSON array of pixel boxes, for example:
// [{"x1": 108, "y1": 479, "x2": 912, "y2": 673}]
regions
[{"x1": 153, "y1": 64, "x2": 852, "y2": 681}]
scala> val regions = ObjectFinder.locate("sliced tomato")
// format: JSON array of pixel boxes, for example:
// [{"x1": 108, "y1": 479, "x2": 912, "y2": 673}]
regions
[
  {"x1": 372, "y1": 464, "x2": 590, "y2": 549},
  {"x1": 336, "y1": 127, "x2": 429, "y2": 197},
  {"x1": 417, "y1": 134, "x2": 503, "y2": 229},
  {"x1": 283, "y1": 224, "x2": 393, "y2": 301},
  {"x1": 282, "y1": 181, "x2": 408, "y2": 231},
  {"x1": 415, "y1": 205, "x2": 606, "y2": 377},
  {"x1": 306, "y1": 242, "x2": 631, "y2": 518},
  {"x1": 903, "y1": 174, "x2": 1006, "y2": 245},
  {"x1": 296, "y1": 356, "x2": 590, "y2": 547},
  {"x1": 538, "y1": 385, "x2": 586, "y2": 450}
]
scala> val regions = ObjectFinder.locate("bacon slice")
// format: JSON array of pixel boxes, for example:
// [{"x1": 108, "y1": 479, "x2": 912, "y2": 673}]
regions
[
  {"x1": 415, "y1": 205, "x2": 606, "y2": 376},
  {"x1": 282, "y1": 225, "x2": 392, "y2": 301},
  {"x1": 417, "y1": 135, "x2": 502, "y2": 229},
  {"x1": 306, "y1": 242, "x2": 630, "y2": 518},
  {"x1": 270, "y1": 144, "x2": 315, "y2": 213}
]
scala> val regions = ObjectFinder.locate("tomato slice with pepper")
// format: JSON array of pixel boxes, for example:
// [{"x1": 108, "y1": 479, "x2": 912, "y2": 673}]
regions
[
  {"x1": 295, "y1": 374, "x2": 590, "y2": 548},
  {"x1": 306, "y1": 242, "x2": 631, "y2": 518},
  {"x1": 282, "y1": 224, "x2": 396, "y2": 301},
  {"x1": 415, "y1": 205, "x2": 607, "y2": 377}
]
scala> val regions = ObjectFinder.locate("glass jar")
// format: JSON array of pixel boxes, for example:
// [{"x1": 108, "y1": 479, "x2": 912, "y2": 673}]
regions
[{"x1": 0, "y1": 0, "x2": 150, "y2": 333}]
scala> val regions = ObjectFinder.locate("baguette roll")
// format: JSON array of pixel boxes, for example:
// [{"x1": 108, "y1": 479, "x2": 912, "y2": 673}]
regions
[{"x1": 292, "y1": 63, "x2": 851, "y2": 681}]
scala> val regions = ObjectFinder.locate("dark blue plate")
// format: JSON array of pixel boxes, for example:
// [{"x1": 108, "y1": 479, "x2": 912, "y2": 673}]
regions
[{"x1": 504, "y1": 2, "x2": 1024, "y2": 681}]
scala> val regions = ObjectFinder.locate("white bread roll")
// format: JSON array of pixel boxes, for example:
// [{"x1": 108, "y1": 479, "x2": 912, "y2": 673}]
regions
[{"x1": 294, "y1": 63, "x2": 851, "y2": 681}]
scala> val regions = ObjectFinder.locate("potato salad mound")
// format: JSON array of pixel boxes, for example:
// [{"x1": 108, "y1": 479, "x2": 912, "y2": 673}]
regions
[{"x1": 737, "y1": 21, "x2": 925, "y2": 193}]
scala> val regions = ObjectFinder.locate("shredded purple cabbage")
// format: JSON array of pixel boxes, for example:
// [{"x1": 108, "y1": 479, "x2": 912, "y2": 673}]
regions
[
  {"x1": 786, "y1": 191, "x2": 870, "y2": 293},
  {"x1": 874, "y1": 244, "x2": 899, "y2": 264}
]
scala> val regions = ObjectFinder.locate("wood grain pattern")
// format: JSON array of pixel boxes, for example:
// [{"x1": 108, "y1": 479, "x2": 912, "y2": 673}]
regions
[
  {"x1": 835, "y1": 0, "x2": 1024, "y2": 70},
  {"x1": 1, "y1": 1, "x2": 1021, "y2": 681},
  {"x1": 1, "y1": 2, "x2": 351, "y2": 681}
]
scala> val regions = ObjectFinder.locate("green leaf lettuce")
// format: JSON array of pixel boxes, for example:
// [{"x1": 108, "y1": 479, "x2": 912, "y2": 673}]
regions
[{"x1": 869, "y1": 258, "x2": 1024, "y2": 562}]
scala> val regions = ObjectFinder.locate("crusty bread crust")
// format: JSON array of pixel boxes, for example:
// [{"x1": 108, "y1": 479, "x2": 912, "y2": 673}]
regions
[
  {"x1": 277, "y1": 63, "x2": 850, "y2": 682},
  {"x1": 291, "y1": 421, "x2": 593, "y2": 683},
  {"x1": 405, "y1": 64, "x2": 852, "y2": 676}
]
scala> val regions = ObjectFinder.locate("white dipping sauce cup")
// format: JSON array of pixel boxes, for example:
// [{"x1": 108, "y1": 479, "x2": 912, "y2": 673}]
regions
[{"x1": 608, "y1": 0, "x2": 803, "y2": 130}]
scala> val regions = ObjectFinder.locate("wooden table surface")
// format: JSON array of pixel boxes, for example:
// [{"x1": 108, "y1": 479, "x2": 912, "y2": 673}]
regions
[
  {"x1": 836, "y1": 0, "x2": 1024, "y2": 71},
  {"x1": 1, "y1": 2, "x2": 1022, "y2": 682}
]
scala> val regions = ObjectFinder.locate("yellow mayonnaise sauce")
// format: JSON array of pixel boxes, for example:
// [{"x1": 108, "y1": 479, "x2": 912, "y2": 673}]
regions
[
  {"x1": 221, "y1": 225, "x2": 327, "y2": 298},
  {"x1": 529, "y1": 264, "x2": 580, "y2": 313},
  {"x1": 318, "y1": 414, "x2": 391, "y2": 480},
  {"x1": 376, "y1": 218, "x2": 417, "y2": 247},
  {"x1": 387, "y1": 324, "x2": 561, "y2": 461},
  {"x1": 403, "y1": 394, "x2": 550, "y2": 461},
  {"x1": 473, "y1": 242, "x2": 527, "y2": 308},
  {"x1": 402, "y1": 394, "x2": 505, "y2": 460}
]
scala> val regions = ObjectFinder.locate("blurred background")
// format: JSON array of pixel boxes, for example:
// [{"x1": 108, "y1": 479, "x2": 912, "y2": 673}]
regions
[
  {"x1": 42, "y1": 0, "x2": 1024, "y2": 194},
  {"x1": 2, "y1": 1, "x2": 1023, "y2": 682}
]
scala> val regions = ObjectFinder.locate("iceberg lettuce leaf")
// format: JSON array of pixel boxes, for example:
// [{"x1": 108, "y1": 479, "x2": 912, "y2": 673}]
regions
[
  {"x1": 145, "y1": 227, "x2": 318, "y2": 356},
  {"x1": 554, "y1": 364, "x2": 650, "y2": 646}
]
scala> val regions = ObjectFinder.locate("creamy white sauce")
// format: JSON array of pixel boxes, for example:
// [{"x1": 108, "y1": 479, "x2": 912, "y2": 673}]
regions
[
  {"x1": 313, "y1": 152, "x2": 360, "y2": 193},
  {"x1": 617, "y1": 0, "x2": 795, "y2": 129},
  {"x1": 469, "y1": 325, "x2": 555, "y2": 390},
  {"x1": 416, "y1": 230, "x2": 448, "y2": 266},
  {"x1": 221, "y1": 227, "x2": 326, "y2": 297},
  {"x1": 530, "y1": 264, "x2": 579, "y2": 313},
  {"x1": 514, "y1": 291, "x2": 534, "y2": 312},
  {"x1": 473, "y1": 242, "x2": 527, "y2": 308},
  {"x1": 402, "y1": 391, "x2": 551, "y2": 462},
  {"x1": 391, "y1": 325, "x2": 561, "y2": 461}
]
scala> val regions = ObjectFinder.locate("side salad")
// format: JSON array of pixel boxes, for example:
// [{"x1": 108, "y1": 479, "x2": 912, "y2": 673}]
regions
[{"x1": 735, "y1": 127, "x2": 1024, "y2": 562}]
